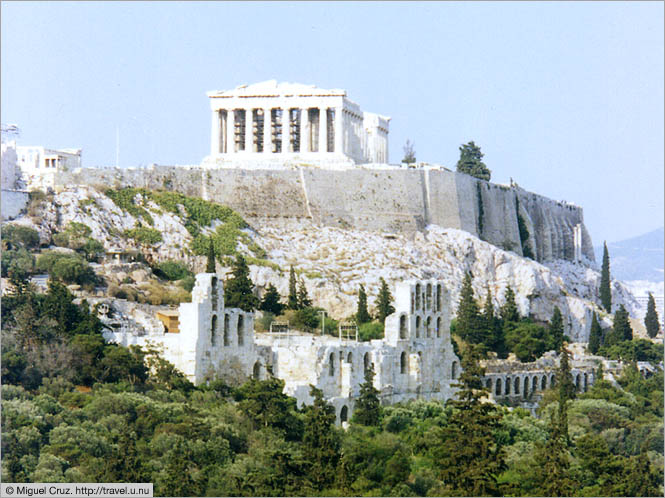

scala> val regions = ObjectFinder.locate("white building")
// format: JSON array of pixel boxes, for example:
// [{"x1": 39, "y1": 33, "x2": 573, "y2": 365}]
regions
[
  {"x1": 16, "y1": 145, "x2": 82, "y2": 175},
  {"x1": 205, "y1": 80, "x2": 390, "y2": 165}
]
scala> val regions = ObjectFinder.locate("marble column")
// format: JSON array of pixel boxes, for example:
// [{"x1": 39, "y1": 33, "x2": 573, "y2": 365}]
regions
[
  {"x1": 282, "y1": 108, "x2": 291, "y2": 153},
  {"x1": 264, "y1": 108, "x2": 272, "y2": 153},
  {"x1": 334, "y1": 107, "x2": 343, "y2": 155},
  {"x1": 301, "y1": 108, "x2": 310, "y2": 153},
  {"x1": 245, "y1": 109, "x2": 253, "y2": 153},
  {"x1": 210, "y1": 110, "x2": 221, "y2": 155},
  {"x1": 227, "y1": 109, "x2": 236, "y2": 153},
  {"x1": 319, "y1": 107, "x2": 328, "y2": 153}
]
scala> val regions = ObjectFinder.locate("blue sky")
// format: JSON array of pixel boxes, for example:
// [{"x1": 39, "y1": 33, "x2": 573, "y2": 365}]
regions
[{"x1": 2, "y1": 1, "x2": 663, "y2": 246}]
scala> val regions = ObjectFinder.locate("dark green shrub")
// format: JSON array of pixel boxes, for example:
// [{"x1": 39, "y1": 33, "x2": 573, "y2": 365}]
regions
[
  {"x1": 2, "y1": 224, "x2": 40, "y2": 250},
  {"x1": 359, "y1": 321, "x2": 384, "y2": 341},
  {"x1": 36, "y1": 252, "x2": 98, "y2": 286},
  {"x1": 153, "y1": 260, "x2": 192, "y2": 281},
  {"x1": 124, "y1": 227, "x2": 162, "y2": 245}
]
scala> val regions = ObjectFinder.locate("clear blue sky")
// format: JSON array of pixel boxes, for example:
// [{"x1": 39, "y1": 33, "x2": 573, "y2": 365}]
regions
[{"x1": 2, "y1": 1, "x2": 663, "y2": 246}]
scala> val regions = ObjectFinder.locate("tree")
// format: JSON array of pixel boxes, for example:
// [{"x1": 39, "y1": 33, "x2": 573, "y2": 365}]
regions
[
  {"x1": 303, "y1": 386, "x2": 341, "y2": 491},
  {"x1": 297, "y1": 278, "x2": 312, "y2": 309},
  {"x1": 287, "y1": 266, "x2": 298, "y2": 310},
  {"x1": 206, "y1": 236, "x2": 216, "y2": 273},
  {"x1": 224, "y1": 254, "x2": 259, "y2": 312},
  {"x1": 599, "y1": 242, "x2": 612, "y2": 312},
  {"x1": 430, "y1": 346, "x2": 505, "y2": 496},
  {"x1": 351, "y1": 363, "x2": 381, "y2": 426},
  {"x1": 482, "y1": 287, "x2": 505, "y2": 356},
  {"x1": 455, "y1": 273, "x2": 486, "y2": 346},
  {"x1": 260, "y1": 284, "x2": 284, "y2": 316},
  {"x1": 375, "y1": 278, "x2": 395, "y2": 324},
  {"x1": 588, "y1": 312, "x2": 602, "y2": 354},
  {"x1": 500, "y1": 285, "x2": 520, "y2": 324},
  {"x1": 644, "y1": 292, "x2": 660, "y2": 338},
  {"x1": 356, "y1": 284, "x2": 371, "y2": 325},
  {"x1": 611, "y1": 304, "x2": 632, "y2": 344},
  {"x1": 402, "y1": 139, "x2": 416, "y2": 164},
  {"x1": 557, "y1": 346, "x2": 575, "y2": 439},
  {"x1": 549, "y1": 306, "x2": 564, "y2": 351},
  {"x1": 456, "y1": 141, "x2": 491, "y2": 181}
]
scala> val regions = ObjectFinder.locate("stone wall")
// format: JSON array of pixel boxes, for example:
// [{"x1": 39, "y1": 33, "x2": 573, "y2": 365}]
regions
[
  {"x1": 56, "y1": 164, "x2": 594, "y2": 263},
  {"x1": 1, "y1": 190, "x2": 29, "y2": 221}
]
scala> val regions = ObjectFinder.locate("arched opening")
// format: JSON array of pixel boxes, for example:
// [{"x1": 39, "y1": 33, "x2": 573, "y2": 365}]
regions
[
  {"x1": 426, "y1": 316, "x2": 432, "y2": 338},
  {"x1": 400, "y1": 352, "x2": 407, "y2": 374},
  {"x1": 399, "y1": 315, "x2": 407, "y2": 339},
  {"x1": 436, "y1": 317, "x2": 441, "y2": 338},
  {"x1": 486, "y1": 378, "x2": 492, "y2": 390},
  {"x1": 426, "y1": 283, "x2": 432, "y2": 310},
  {"x1": 532, "y1": 376, "x2": 538, "y2": 392},
  {"x1": 329, "y1": 353, "x2": 335, "y2": 376},
  {"x1": 211, "y1": 276, "x2": 218, "y2": 308},
  {"x1": 451, "y1": 361, "x2": 458, "y2": 379},
  {"x1": 253, "y1": 361, "x2": 261, "y2": 379},
  {"x1": 436, "y1": 284, "x2": 442, "y2": 312},
  {"x1": 415, "y1": 284, "x2": 421, "y2": 310},
  {"x1": 410, "y1": 293, "x2": 415, "y2": 314},
  {"x1": 237, "y1": 314, "x2": 244, "y2": 346},
  {"x1": 514, "y1": 377, "x2": 520, "y2": 395},
  {"x1": 574, "y1": 373, "x2": 580, "y2": 391},
  {"x1": 211, "y1": 315, "x2": 218, "y2": 346},
  {"x1": 224, "y1": 314, "x2": 230, "y2": 346},
  {"x1": 584, "y1": 373, "x2": 588, "y2": 391},
  {"x1": 347, "y1": 352, "x2": 353, "y2": 371},
  {"x1": 340, "y1": 405, "x2": 348, "y2": 423},
  {"x1": 415, "y1": 316, "x2": 421, "y2": 338},
  {"x1": 550, "y1": 374, "x2": 556, "y2": 387},
  {"x1": 505, "y1": 377, "x2": 511, "y2": 395},
  {"x1": 495, "y1": 378, "x2": 502, "y2": 395},
  {"x1": 541, "y1": 375, "x2": 547, "y2": 390},
  {"x1": 364, "y1": 352, "x2": 370, "y2": 372},
  {"x1": 523, "y1": 377, "x2": 528, "y2": 397}
]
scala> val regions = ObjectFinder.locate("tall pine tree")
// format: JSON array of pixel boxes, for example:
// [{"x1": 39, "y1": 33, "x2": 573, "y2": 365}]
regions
[
  {"x1": 500, "y1": 285, "x2": 520, "y2": 323},
  {"x1": 482, "y1": 287, "x2": 504, "y2": 355},
  {"x1": 588, "y1": 312, "x2": 602, "y2": 354},
  {"x1": 287, "y1": 266, "x2": 298, "y2": 310},
  {"x1": 351, "y1": 362, "x2": 381, "y2": 426},
  {"x1": 356, "y1": 284, "x2": 371, "y2": 325},
  {"x1": 224, "y1": 254, "x2": 259, "y2": 311},
  {"x1": 303, "y1": 386, "x2": 341, "y2": 491},
  {"x1": 599, "y1": 242, "x2": 612, "y2": 312},
  {"x1": 644, "y1": 292, "x2": 660, "y2": 338},
  {"x1": 259, "y1": 284, "x2": 284, "y2": 315},
  {"x1": 456, "y1": 273, "x2": 485, "y2": 345},
  {"x1": 612, "y1": 304, "x2": 633, "y2": 343},
  {"x1": 375, "y1": 277, "x2": 395, "y2": 324},
  {"x1": 549, "y1": 306, "x2": 564, "y2": 351},
  {"x1": 456, "y1": 141, "x2": 491, "y2": 181},
  {"x1": 297, "y1": 278, "x2": 312, "y2": 309},
  {"x1": 206, "y1": 236, "x2": 216, "y2": 273}
]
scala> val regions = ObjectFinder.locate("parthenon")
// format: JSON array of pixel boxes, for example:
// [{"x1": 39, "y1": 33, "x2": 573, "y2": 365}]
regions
[{"x1": 206, "y1": 80, "x2": 390, "y2": 164}]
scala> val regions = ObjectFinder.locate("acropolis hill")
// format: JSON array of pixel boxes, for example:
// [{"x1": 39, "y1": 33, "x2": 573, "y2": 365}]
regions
[{"x1": 34, "y1": 81, "x2": 593, "y2": 264}]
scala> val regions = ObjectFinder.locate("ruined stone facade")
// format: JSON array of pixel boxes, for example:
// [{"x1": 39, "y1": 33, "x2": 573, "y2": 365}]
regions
[{"x1": 205, "y1": 81, "x2": 389, "y2": 165}]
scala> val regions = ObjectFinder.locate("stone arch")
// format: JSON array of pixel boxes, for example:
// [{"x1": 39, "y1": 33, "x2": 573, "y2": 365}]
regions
[
  {"x1": 514, "y1": 377, "x2": 520, "y2": 395},
  {"x1": 415, "y1": 316, "x2": 421, "y2": 338},
  {"x1": 426, "y1": 283, "x2": 432, "y2": 310},
  {"x1": 532, "y1": 376, "x2": 538, "y2": 392},
  {"x1": 505, "y1": 376, "x2": 511, "y2": 395},
  {"x1": 329, "y1": 353, "x2": 335, "y2": 376},
  {"x1": 211, "y1": 276, "x2": 218, "y2": 308},
  {"x1": 426, "y1": 316, "x2": 432, "y2": 338},
  {"x1": 211, "y1": 314, "x2": 218, "y2": 346},
  {"x1": 541, "y1": 375, "x2": 547, "y2": 390},
  {"x1": 399, "y1": 314, "x2": 407, "y2": 339},
  {"x1": 451, "y1": 361, "x2": 458, "y2": 379},
  {"x1": 224, "y1": 314, "x2": 230, "y2": 346},
  {"x1": 550, "y1": 374, "x2": 556, "y2": 387},
  {"x1": 415, "y1": 284, "x2": 422, "y2": 310},
  {"x1": 340, "y1": 405, "x2": 348, "y2": 423},
  {"x1": 436, "y1": 284, "x2": 442, "y2": 312},
  {"x1": 237, "y1": 314, "x2": 244, "y2": 346},
  {"x1": 364, "y1": 352, "x2": 371, "y2": 372},
  {"x1": 400, "y1": 352, "x2": 407, "y2": 374},
  {"x1": 253, "y1": 361, "x2": 261, "y2": 379},
  {"x1": 347, "y1": 352, "x2": 353, "y2": 371},
  {"x1": 574, "y1": 373, "x2": 580, "y2": 391},
  {"x1": 436, "y1": 317, "x2": 441, "y2": 338},
  {"x1": 523, "y1": 377, "x2": 528, "y2": 397},
  {"x1": 486, "y1": 378, "x2": 492, "y2": 390},
  {"x1": 495, "y1": 378, "x2": 502, "y2": 395}
]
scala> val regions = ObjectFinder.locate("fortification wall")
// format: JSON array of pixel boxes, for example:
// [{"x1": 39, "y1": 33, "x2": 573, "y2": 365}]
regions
[{"x1": 56, "y1": 165, "x2": 594, "y2": 262}]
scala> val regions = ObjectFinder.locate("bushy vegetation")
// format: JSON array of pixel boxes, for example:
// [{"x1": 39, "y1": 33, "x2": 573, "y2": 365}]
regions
[
  {"x1": 123, "y1": 227, "x2": 163, "y2": 245},
  {"x1": 36, "y1": 252, "x2": 99, "y2": 288},
  {"x1": 152, "y1": 260, "x2": 193, "y2": 282},
  {"x1": 52, "y1": 222, "x2": 105, "y2": 261},
  {"x1": 2, "y1": 224, "x2": 41, "y2": 250}
]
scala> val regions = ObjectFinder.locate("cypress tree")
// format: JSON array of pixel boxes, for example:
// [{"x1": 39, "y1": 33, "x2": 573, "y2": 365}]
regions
[
  {"x1": 500, "y1": 285, "x2": 520, "y2": 323},
  {"x1": 297, "y1": 278, "x2": 312, "y2": 309},
  {"x1": 430, "y1": 346, "x2": 505, "y2": 496},
  {"x1": 375, "y1": 277, "x2": 395, "y2": 324},
  {"x1": 612, "y1": 304, "x2": 632, "y2": 342},
  {"x1": 588, "y1": 312, "x2": 602, "y2": 354},
  {"x1": 351, "y1": 363, "x2": 381, "y2": 426},
  {"x1": 456, "y1": 141, "x2": 491, "y2": 181},
  {"x1": 303, "y1": 386, "x2": 341, "y2": 491},
  {"x1": 481, "y1": 286, "x2": 502, "y2": 354},
  {"x1": 599, "y1": 242, "x2": 612, "y2": 312},
  {"x1": 224, "y1": 254, "x2": 259, "y2": 312},
  {"x1": 644, "y1": 293, "x2": 660, "y2": 338},
  {"x1": 287, "y1": 266, "x2": 298, "y2": 310},
  {"x1": 356, "y1": 284, "x2": 371, "y2": 325},
  {"x1": 557, "y1": 346, "x2": 575, "y2": 440},
  {"x1": 206, "y1": 236, "x2": 216, "y2": 273},
  {"x1": 259, "y1": 284, "x2": 284, "y2": 316},
  {"x1": 456, "y1": 273, "x2": 484, "y2": 344},
  {"x1": 549, "y1": 306, "x2": 564, "y2": 351}
]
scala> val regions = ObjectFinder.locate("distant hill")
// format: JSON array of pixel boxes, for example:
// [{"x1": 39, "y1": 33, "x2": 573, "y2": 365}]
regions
[{"x1": 594, "y1": 228, "x2": 664, "y2": 283}]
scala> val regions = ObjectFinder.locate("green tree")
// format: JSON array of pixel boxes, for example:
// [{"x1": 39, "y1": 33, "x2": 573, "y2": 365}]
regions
[
  {"x1": 297, "y1": 278, "x2": 312, "y2": 309},
  {"x1": 644, "y1": 292, "x2": 660, "y2": 338},
  {"x1": 500, "y1": 285, "x2": 520, "y2": 323},
  {"x1": 430, "y1": 346, "x2": 505, "y2": 496},
  {"x1": 375, "y1": 278, "x2": 395, "y2": 324},
  {"x1": 287, "y1": 266, "x2": 298, "y2": 310},
  {"x1": 351, "y1": 363, "x2": 381, "y2": 426},
  {"x1": 356, "y1": 284, "x2": 371, "y2": 325},
  {"x1": 611, "y1": 304, "x2": 633, "y2": 343},
  {"x1": 612, "y1": 447, "x2": 663, "y2": 497},
  {"x1": 402, "y1": 139, "x2": 416, "y2": 164},
  {"x1": 599, "y1": 242, "x2": 612, "y2": 312},
  {"x1": 260, "y1": 284, "x2": 284, "y2": 316},
  {"x1": 456, "y1": 273, "x2": 486, "y2": 346},
  {"x1": 456, "y1": 141, "x2": 491, "y2": 181},
  {"x1": 224, "y1": 254, "x2": 259, "y2": 312},
  {"x1": 549, "y1": 306, "x2": 564, "y2": 351},
  {"x1": 557, "y1": 346, "x2": 575, "y2": 439},
  {"x1": 482, "y1": 287, "x2": 505, "y2": 356},
  {"x1": 588, "y1": 312, "x2": 602, "y2": 354},
  {"x1": 206, "y1": 236, "x2": 216, "y2": 273},
  {"x1": 43, "y1": 282, "x2": 82, "y2": 337},
  {"x1": 302, "y1": 386, "x2": 341, "y2": 491}
]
